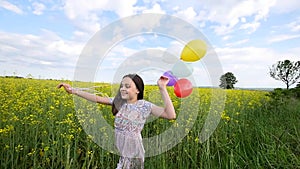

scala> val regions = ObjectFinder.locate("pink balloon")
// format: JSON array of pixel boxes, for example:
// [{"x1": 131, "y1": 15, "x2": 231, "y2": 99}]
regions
[
  {"x1": 174, "y1": 78, "x2": 193, "y2": 98},
  {"x1": 163, "y1": 71, "x2": 178, "y2": 86}
]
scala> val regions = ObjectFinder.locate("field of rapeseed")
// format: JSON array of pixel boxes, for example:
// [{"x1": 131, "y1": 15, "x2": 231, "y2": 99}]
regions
[{"x1": 0, "y1": 77, "x2": 299, "y2": 168}]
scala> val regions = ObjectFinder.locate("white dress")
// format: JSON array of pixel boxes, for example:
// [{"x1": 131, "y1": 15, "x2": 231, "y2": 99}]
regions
[{"x1": 114, "y1": 100, "x2": 152, "y2": 169}]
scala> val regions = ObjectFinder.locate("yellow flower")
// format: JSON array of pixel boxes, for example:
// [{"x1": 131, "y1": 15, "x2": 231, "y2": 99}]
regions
[
  {"x1": 4, "y1": 145, "x2": 10, "y2": 149},
  {"x1": 15, "y1": 144, "x2": 23, "y2": 152},
  {"x1": 44, "y1": 146, "x2": 49, "y2": 151},
  {"x1": 39, "y1": 149, "x2": 44, "y2": 157},
  {"x1": 221, "y1": 111, "x2": 230, "y2": 122},
  {"x1": 27, "y1": 149, "x2": 36, "y2": 156}
]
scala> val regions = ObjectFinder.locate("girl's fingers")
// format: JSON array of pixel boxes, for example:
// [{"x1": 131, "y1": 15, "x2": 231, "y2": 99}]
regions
[
  {"x1": 160, "y1": 76, "x2": 168, "y2": 80},
  {"x1": 160, "y1": 76, "x2": 165, "y2": 79},
  {"x1": 158, "y1": 76, "x2": 169, "y2": 87},
  {"x1": 57, "y1": 83, "x2": 64, "y2": 88},
  {"x1": 159, "y1": 76, "x2": 170, "y2": 82},
  {"x1": 57, "y1": 83, "x2": 71, "y2": 90}
]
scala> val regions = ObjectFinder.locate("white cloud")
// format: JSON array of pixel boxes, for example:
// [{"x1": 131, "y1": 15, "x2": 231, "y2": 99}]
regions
[
  {"x1": 212, "y1": 25, "x2": 234, "y2": 36},
  {"x1": 133, "y1": 0, "x2": 277, "y2": 36},
  {"x1": 222, "y1": 35, "x2": 231, "y2": 41},
  {"x1": 272, "y1": 0, "x2": 300, "y2": 13},
  {"x1": 172, "y1": 6, "x2": 207, "y2": 28},
  {"x1": 142, "y1": 3, "x2": 165, "y2": 14},
  {"x1": 63, "y1": 0, "x2": 138, "y2": 34},
  {"x1": 225, "y1": 39, "x2": 249, "y2": 47},
  {"x1": 208, "y1": 0, "x2": 275, "y2": 23},
  {"x1": 61, "y1": 0, "x2": 278, "y2": 38},
  {"x1": 0, "y1": 30, "x2": 83, "y2": 79},
  {"x1": 268, "y1": 34, "x2": 300, "y2": 43},
  {"x1": 204, "y1": 0, "x2": 276, "y2": 35},
  {"x1": 174, "y1": 7, "x2": 197, "y2": 22},
  {"x1": 32, "y1": 2, "x2": 46, "y2": 15},
  {"x1": 287, "y1": 18, "x2": 300, "y2": 32},
  {"x1": 0, "y1": 0, "x2": 23, "y2": 14},
  {"x1": 239, "y1": 22, "x2": 261, "y2": 34}
]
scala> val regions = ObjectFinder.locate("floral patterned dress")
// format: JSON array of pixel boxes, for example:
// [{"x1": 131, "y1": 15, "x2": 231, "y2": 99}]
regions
[{"x1": 114, "y1": 100, "x2": 152, "y2": 169}]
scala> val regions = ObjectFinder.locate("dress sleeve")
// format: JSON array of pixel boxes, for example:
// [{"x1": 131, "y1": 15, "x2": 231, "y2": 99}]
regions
[{"x1": 142, "y1": 100, "x2": 153, "y2": 119}]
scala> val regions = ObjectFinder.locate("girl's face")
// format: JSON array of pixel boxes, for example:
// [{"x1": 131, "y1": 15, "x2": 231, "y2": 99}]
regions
[{"x1": 120, "y1": 77, "x2": 139, "y2": 103}]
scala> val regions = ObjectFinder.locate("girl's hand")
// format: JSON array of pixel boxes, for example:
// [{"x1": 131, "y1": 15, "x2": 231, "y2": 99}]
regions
[
  {"x1": 157, "y1": 76, "x2": 169, "y2": 89},
  {"x1": 57, "y1": 83, "x2": 73, "y2": 94}
]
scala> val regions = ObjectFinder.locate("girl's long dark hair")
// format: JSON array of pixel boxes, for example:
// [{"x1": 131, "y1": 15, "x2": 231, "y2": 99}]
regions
[{"x1": 112, "y1": 74, "x2": 144, "y2": 115}]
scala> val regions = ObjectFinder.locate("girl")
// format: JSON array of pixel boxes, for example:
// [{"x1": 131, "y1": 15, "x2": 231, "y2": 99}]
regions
[{"x1": 57, "y1": 74, "x2": 176, "y2": 169}]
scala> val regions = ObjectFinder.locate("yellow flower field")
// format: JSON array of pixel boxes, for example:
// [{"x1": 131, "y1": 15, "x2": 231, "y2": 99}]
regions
[{"x1": 0, "y1": 77, "x2": 299, "y2": 168}]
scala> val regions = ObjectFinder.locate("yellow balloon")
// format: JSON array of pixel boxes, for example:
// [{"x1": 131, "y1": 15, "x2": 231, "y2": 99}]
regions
[{"x1": 180, "y1": 39, "x2": 207, "y2": 62}]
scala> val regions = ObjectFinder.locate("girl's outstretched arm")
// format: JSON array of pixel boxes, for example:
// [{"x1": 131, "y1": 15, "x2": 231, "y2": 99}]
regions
[
  {"x1": 57, "y1": 83, "x2": 112, "y2": 105},
  {"x1": 151, "y1": 76, "x2": 176, "y2": 120}
]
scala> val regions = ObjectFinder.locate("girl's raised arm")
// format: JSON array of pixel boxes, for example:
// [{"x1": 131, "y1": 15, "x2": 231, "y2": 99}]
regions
[
  {"x1": 151, "y1": 76, "x2": 176, "y2": 120},
  {"x1": 57, "y1": 83, "x2": 112, "y2": 105}
]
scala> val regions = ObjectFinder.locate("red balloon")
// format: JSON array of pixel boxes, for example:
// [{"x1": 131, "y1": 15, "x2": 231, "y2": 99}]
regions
[{"x1": 174, "y1": 79, "x2": 193, "y2": 98}]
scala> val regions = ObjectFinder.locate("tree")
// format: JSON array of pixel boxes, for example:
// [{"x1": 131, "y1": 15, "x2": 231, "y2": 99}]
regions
[
  {"x1": 219, "y1": 72, "x2": 238, "y2": 89},
  {"x1": 269, "y1": 60, "x2": 300, "y2": 89}
]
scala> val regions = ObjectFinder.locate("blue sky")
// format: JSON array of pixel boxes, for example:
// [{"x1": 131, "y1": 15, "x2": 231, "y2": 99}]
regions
[{"x1": 1, "y1": 0, "x2": 300, "y2": 88}]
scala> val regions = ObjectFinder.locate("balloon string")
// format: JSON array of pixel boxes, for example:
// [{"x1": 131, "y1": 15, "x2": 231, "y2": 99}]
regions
[{"x1": 73, "y1": 86, "x2": 109, "y2": 97}]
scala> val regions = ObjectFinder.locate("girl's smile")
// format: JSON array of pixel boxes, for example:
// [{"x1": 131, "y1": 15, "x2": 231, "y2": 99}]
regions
[{"x1": 120, "y1": 77, "x2": 139, "y2": 103}]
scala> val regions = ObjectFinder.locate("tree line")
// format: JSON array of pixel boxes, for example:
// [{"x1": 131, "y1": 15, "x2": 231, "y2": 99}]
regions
[{"x1": 219, "y1": 59, "x2": 300, "y2": 90}]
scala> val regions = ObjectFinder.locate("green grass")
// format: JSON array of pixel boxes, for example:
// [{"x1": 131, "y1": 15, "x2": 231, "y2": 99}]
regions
[{"x1": 0, "y1": 77, "x2": 299, "y2": 168}]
